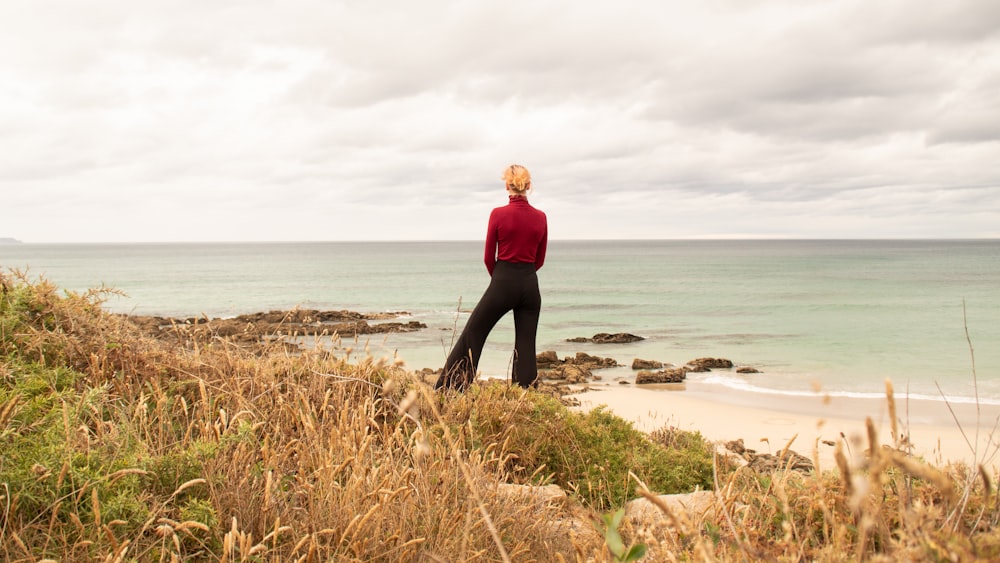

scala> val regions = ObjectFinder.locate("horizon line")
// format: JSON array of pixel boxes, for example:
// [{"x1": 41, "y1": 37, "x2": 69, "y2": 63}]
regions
[{"x1": 3, "y1": 236, "x2": 999, "y2": 245}]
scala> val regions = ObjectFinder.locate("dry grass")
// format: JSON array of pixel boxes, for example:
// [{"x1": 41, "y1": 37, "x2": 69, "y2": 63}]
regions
[
  {"x1": 0, "y1": 272, "x2": 608, "y2": 561},
  {"x1": 2, "y1": 270, "x2": 1000, "y2": 562},
  {"x1": 621, "y1": 387, "x2": 1000, "y2": 561}
]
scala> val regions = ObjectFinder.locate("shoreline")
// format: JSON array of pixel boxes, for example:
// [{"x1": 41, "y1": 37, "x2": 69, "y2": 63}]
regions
[{"x1": 571, "y1": 382, "x2": 1000, "y2": 471}]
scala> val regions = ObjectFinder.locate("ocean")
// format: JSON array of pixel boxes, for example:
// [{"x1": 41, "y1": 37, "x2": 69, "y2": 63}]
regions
[{"x1": 2, "y1": 240, "x2": 998, "y2": 406}]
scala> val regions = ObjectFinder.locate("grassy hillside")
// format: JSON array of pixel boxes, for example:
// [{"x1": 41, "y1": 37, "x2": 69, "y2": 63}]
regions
[
  {"x1": 1, "y1": 270, "x2": 998, "y2": 561},
  {"x1": 0, "y1": 272, "x2": 713, "y2": 561}
]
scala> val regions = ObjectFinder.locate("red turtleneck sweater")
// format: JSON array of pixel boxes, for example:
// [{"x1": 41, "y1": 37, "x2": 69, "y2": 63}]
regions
[{"x1": 484, "y1": 196, "x2": 548, "y2": 275}]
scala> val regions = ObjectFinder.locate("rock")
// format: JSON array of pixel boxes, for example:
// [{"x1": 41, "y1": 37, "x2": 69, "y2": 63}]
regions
[
  {"x1": 625, "y1": 490, "x2": 716, "y2": 522},
  {"x1": 725, "y1": 439, "x2": 750, "y2": 455},
  {"x1": 593, "y1": 332, "x2": 644, "y2": 344},
  {"x1": 495, "y1": 483, "x2": 603, "y2": 550},
  {"x1": 543, "y1": 364, "x2": 594, "y2": 384},
  {"x1": 635, "y1": 368, "x2": 688, "y2": 384},
  {"x1": 535, "y1": 350, "x2": 560, "y2": 367},
  {"x1": 536, "y1": 351, "x2": 618, "y2": 373},
  {"x1": 124, "y1": 309, "x2": 426, "y2": 353},
  {"x1": 736, "y1": 366, "x2": 761, "y2": 374},
  {"x1": 749, "y1": 450, "x2": 815, "y2": 473},
  {"x1": 537, "y1": 351, "x2": 618, "y2": 385},
  {"x1": 234, "y1": 309, "x2": 410, "y2": 324},
  {"x1": 531, "y1": 380, "x2": 580, "y2": 405},
  {"x1": 566, "y1": 333, "x2": 644, "y2": 344},
  {"x1": 631, "y1": 358, "x2": 664, "y2": 370},
  {"x1": 572, "y1": 352, "x2": 618, "y2": 368},
  {"x1": 724, "y1": 439, "x2": 814, "y2": 473},
  {"x1": 623, "y1": 491, "x2": 717, "y2": 544},
  {"x1": 686, "y1": 357, "x2": 733, "y2": 371}
]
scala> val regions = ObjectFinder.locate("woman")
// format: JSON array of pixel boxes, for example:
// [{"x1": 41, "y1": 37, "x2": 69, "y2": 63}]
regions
[{"x1": 435, "y1": 164, "x2": 548, "y2": 391}]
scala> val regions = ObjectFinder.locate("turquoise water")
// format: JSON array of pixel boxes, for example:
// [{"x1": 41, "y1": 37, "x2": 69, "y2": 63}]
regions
[{"x1": 2, "y1": 240, "x2": 998, "y2": 404}]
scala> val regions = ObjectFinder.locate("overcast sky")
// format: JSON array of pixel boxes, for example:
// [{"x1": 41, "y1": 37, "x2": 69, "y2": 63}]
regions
[{"x1": 2, "y1": 1, "x2": 999, "y2": 242}]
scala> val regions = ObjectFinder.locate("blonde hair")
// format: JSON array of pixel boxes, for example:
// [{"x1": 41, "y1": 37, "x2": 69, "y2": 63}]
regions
[{"x1": 502, "y1": 164, "x2": 532, "y2": 194}]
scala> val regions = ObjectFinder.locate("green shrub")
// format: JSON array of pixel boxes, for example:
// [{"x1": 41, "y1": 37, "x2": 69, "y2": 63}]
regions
[
  {"x1": 436, "y1": 381, "x2": 715, "y2": 510},
  {"x1": 0, "y1": 361, "x2": 155, "y2": 535}
]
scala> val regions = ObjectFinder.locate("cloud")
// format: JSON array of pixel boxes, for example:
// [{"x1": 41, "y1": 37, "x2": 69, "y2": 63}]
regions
[{"x1": 1, "y1": 0, "x2": 998, "y2": 241}]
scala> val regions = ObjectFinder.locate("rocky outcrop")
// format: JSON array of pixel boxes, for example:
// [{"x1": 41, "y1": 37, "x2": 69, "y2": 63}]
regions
[
  {"x1": 635, "y1": 368, "x2": 688, "y2": 384},
  {"x1": 571, "y1": 352, "x2": 618, "y2": 369},
  {"x1": 535, "y1": 350, "x2": 562, "y2": 368},
  {"x1": 126, "y1": 309, "x2": 426, "y2": 352},
  {"x1": 724, "y1": 439, "x2": 814, "y2": 473},
  {"x1": 536, "y1": 351, "x2": 619, "y2": 385},
  {"x1": 566, "y1": 333, "x2": 645, "y2": 344},
  {"x1": 543, "y1": 364, "x2": 594, "y2": 384},
  {"x1": 537, "y1": 351, "x2": 618, "y2": 370},
  {"x1": 736, "y1": 366, "x2": 761, "y2": 374}
]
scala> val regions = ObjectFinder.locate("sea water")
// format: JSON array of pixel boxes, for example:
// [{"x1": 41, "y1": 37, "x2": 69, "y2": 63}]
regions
[{"x1": 2, "y1": 240, "x2": 998, "y2": 405}]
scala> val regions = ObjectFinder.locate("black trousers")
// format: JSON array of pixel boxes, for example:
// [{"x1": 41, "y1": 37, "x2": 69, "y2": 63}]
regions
[{"x1": 435, "y1": 261, "x2": 541, "y2": 390}]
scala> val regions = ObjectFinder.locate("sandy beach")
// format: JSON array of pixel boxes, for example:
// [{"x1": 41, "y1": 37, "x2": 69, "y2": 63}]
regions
[{"x1": 573, "y1": 382, "x2": 1000, "y2": 471}]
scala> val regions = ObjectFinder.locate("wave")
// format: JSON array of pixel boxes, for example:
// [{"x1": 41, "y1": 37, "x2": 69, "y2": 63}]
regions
[{"x1": 696, "y1": 373, "x2": 1000, "y2": 406}]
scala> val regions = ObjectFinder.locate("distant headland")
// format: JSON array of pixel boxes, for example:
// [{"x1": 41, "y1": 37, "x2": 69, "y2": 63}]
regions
[{"x1": 0, "y1": 237, "x2": 23, "y2": 244}]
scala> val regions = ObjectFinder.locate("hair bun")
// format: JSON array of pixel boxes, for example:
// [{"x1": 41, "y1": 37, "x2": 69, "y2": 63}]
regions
[{"x1": 502, "y1": 164, "x2": 532, "y2": 193}]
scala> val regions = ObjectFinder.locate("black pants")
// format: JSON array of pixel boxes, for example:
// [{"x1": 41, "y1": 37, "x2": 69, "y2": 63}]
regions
[{"x1": 436, "y1": 261, "x2": 541, "y2": 390}]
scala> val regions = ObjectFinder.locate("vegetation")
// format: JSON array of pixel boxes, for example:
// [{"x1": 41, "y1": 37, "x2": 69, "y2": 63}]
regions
[{"x1": 1, "y1": 270, "x2": 998, "y2": 561}]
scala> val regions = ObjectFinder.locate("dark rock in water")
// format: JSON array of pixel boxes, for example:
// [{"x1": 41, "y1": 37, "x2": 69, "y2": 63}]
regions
[
  {"x1": 635, "y1": 367, "x2": 688, "y2": 384},
  {"x1": 234, "y1": 309, "x2": 408, "y2": 325},
  {"x1": 686, "y1": 357, "x2": 734, "y2": 371},
  {"x1": 632, "y1": 358, "x2": 664, "y2": 370},
  {"x1": 736, "y1": 366, "x2": 761, "y2": 374},
  {"x1": 567, "y1": 333, "x2": 644, "y2": 344},
  {"x1": 593, "y1": 332, "x2": 644, "y2": 344},
  {"x1": 123, "y1": 308, "x2": 426, "y2": 353}
]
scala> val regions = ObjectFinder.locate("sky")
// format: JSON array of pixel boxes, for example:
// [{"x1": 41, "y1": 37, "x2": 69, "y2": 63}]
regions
[{"x1": 2, "y1": 1, "x2": 999, "y2": 242}]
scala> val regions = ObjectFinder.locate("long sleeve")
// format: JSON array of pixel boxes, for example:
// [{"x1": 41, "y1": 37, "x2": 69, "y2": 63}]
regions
[
  {"x1": 484, "y1": 209, "x2": 499, "y2": 275},
  {"x1": 534, "y1": 222, "x2": 548, "y2": 270}
]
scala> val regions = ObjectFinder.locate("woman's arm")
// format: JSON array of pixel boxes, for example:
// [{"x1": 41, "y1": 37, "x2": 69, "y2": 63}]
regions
[
  {"x1": 534, "y1": 221, "x2": 548, "y2": 270},
  {"x1": 484, "y1": 209, "x2": 499, "y2": 275}
]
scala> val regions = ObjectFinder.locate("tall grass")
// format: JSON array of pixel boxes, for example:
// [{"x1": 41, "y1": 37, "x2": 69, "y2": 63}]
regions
[
  {"x1": 621, "y1": 384, "x2": 1000, "y2": 559},
  {"x1": 2, "y1": 270, "x2": 999, "y2": 561},
  {"x1": 0, "y1": 272, "x2": 711, "y2": 561}
]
